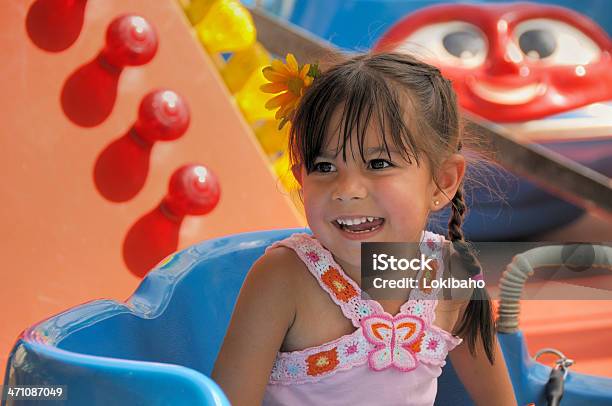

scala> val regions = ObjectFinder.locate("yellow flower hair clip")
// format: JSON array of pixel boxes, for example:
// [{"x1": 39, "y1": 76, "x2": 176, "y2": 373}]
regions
[{"x1": 260, "y1": 53, "x2": 320, "y2": 129}]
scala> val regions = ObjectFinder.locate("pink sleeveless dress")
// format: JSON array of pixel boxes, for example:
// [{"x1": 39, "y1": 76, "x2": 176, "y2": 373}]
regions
[{"x1": 262, "y1": 231, "x2": 463, "y2": 406}]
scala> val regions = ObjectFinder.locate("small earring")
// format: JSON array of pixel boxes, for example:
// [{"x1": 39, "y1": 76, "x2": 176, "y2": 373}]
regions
[{"x1": 434, "y1": 200, "x2": 440, "y2": 206}]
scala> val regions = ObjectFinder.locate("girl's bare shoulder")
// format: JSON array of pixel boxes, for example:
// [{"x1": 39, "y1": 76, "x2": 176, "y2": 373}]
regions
[
  {"x1": 253, "y1": 246, "x2": 306, "y2": 282},
  {"x1": 247, "y1": 245, "x2": 310, "y2": 293}
]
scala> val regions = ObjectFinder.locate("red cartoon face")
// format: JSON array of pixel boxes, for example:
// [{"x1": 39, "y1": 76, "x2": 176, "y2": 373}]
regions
[{"x1": 375, "y1": 3, "x2": 612, "y2": 122}]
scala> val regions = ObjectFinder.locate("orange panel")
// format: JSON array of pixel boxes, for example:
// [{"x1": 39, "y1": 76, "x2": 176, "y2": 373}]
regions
[{"x1": 0, "y1": 0, "x2": 305, "y2": 381}]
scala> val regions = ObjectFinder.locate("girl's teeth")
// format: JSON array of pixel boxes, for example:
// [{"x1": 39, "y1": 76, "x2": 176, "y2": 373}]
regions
[
  {"x1": 334, "y1": 217, "x2": 385, "y2": 235},
  {"x1": 336, "y1": 216, "x2": 385, "y2": 226}
]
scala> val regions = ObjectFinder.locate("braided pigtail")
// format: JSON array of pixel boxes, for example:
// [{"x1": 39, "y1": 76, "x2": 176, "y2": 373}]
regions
[{"x1": 448, "y1": 183, "x2": 496, "y2": 365}]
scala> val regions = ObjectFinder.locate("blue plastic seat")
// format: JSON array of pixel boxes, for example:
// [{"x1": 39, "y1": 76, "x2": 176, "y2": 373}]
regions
[{"x1": 4, "y1": 228, "x2": 612, "y2": 405}]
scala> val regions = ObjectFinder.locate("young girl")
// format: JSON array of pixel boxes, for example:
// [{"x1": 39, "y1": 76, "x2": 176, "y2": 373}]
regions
[{"x1": 212, "y1": 52, "x2": 518, "y2": 405}]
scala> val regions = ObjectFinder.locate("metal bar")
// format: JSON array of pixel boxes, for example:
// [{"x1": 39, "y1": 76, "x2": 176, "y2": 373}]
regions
[
  {"x1": 465, "y1": 115, "x2": 612, "y2": 221},
  {"x1": 250, "y1": 7, "x2": 612, "y2": 220},
  {"x1": 250, "y1": 7, "x2": 338, "y2": 62}
]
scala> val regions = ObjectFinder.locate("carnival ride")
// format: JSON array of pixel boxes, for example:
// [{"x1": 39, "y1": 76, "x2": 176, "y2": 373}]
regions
[{"x1": 2, "y1": 0, "x2": 612, "y2": 404}]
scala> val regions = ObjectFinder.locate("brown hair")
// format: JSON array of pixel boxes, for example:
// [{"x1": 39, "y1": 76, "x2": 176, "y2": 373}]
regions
[{"x1": 288, "y1": 51, "x2": 497, "y2": 364}]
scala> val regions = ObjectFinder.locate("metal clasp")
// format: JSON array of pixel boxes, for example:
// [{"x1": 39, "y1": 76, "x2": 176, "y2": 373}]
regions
[{"x1": 535, "y1": 348, "x2": 574, "y2": 380}]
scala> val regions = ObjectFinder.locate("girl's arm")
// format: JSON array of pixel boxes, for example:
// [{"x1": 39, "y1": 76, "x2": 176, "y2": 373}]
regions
[
  {"x1": 448, "y1": 302, "x2": 518, "y2": 406},
  {"x1": 212, "y1": 247, "x2": 298, "y2": 405}
]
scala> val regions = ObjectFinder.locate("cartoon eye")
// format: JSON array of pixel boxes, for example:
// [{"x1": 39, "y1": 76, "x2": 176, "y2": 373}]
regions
[
  {"x1": 518, "y1": 29, "x2": 556, "y2": 59},
  {"x1": 513, "y1": 19, "x2": 601, "y2": 65},
  {"x1": 443, "y1": 30, "x2": 486, "y2": 59},
  {"x1": 395, "y1": 22, "x2": 487, "y2": 69}
]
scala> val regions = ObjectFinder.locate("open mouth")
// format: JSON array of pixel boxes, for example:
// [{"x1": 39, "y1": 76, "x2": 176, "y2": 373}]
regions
[
  {"x1": 470, "y1": 81, "x2": 546, "y2": 105},
  {"x1": 332, "y1": 216, "x2": 385, "y2": 234}
]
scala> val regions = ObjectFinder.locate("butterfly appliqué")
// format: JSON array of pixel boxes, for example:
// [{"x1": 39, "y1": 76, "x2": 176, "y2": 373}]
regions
[{"x1": 360, "y1": 313, "x2": 425, "y2": 372}]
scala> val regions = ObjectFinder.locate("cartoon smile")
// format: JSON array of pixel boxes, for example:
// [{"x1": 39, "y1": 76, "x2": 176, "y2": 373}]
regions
[{"x1": 469, "y1": 80, "x2": 547, "y2": 105}]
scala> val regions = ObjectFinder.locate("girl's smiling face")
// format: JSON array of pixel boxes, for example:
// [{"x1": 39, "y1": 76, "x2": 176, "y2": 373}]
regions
[{"x1": 296, "y1": 111, "x2": 443, "y2": 275}]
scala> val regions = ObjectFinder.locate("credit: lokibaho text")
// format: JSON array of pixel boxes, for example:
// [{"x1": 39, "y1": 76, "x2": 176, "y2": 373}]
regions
[{"x1": 372, "y1": 277, "x2": 485, "y2": 289}]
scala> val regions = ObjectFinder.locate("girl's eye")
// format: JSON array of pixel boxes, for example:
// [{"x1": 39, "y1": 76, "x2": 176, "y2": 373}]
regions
[
  {"x1": 369, "y1": 159, "x2": 393, "y2": 169},
  {"x1": 314, "y1": 162, "x2": 336, "y2": 173}
]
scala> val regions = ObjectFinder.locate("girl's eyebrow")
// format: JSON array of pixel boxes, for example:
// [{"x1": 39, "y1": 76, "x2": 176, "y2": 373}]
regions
[
  {"x1": 317, "y1": 147, "x2": 399, "y2": 159},
  {"x1": 367, "y1": 147, "x2": 399, "y2": 155},
  {"x1": 318, "y1": 150, "x2": 341, "y2": 159}
]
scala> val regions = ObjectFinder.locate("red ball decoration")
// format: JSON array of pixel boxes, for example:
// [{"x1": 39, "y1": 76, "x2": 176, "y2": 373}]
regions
[
  {"x1": 103, "y1": 14, "x2": 158, "y2": 67},
  {"x1": 163, "y1": 164, "x2": 221, "y2": 218},
  {"x1": 134, "y1": 90, "x2": 190, "y2": 143}
]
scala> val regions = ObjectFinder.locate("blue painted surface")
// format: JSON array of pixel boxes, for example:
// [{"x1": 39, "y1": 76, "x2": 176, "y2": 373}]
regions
[
  {"x1": 429, "y1": 136, "x2": 612, "y2": 240},
  {"x1": 288, "y1": 0, "x2": 612, "y2": 51},
  {"x1": 4, "y1": 229, "x2": 612, "y2": 404}
]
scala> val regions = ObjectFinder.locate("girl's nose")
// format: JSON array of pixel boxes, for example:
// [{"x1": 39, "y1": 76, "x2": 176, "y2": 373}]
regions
[{"x1": 332, "y1": 173, "x2": 368, "y2": 201}]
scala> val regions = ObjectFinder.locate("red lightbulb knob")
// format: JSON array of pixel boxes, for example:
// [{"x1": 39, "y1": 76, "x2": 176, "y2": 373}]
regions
[
  {"x1": 133, "y1": 90, "x2": 190, "y2": 143},
  {"x1": 163, "y1": 164, "x2": 221, "y2": 218},
  {"x1": 104, "y1": 14, "x2": 158, "y2": 67}
]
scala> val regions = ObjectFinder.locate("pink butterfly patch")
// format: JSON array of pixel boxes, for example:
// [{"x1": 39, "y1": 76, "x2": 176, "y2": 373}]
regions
[
  {"x1": 426, "y1": 238, "x2": 436, "y2": 251},
  {"x1": 360, "y1": 313, "x2": 425, "y2": 372}
]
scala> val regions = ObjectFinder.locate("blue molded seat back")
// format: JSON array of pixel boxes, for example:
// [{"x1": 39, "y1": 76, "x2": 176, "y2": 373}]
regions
[
  {"x1": 56, "y1": 228, "x2": 310, "y2": 375},
  {"x1": 2, "y1": 229, "x2": 305, "y2": 405}
]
